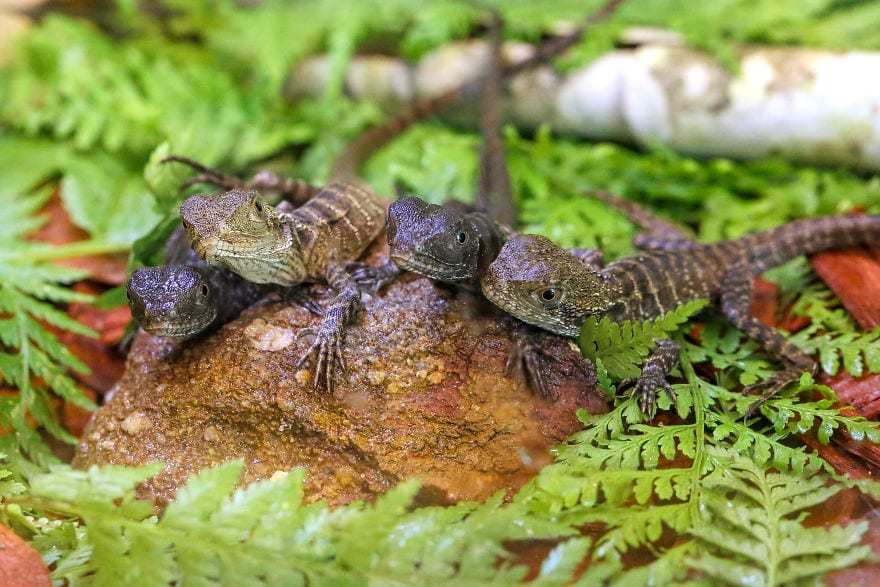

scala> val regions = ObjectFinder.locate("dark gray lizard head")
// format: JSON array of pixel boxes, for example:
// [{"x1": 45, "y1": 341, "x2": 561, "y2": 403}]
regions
[
  {"x1": 127, "y1": 265, "x2": 217, "y2": 339},
  {"x1": 481, "y1": 234, "x2": 614, "y2": 337},
  {"x1": 180, "y1": 190, "x2": 303, "y2": 285},
  {"x1": 386, "y1": 196, "x2": 482, "y2": 284}
]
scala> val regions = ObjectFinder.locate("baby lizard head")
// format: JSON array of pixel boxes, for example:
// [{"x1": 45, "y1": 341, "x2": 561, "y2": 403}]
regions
[
  {"x1": 386, "y1": 196, "x2": 482, "y2": 285},
  {"x1": 127, "y1": 265, "x2": 218, "y2": 339},
  {"x1": 180, "y1": 190, "x2": 302, "y2": 285},
  {"x1": 481, "y1": 234, "x2": 613, "y2": 337}
]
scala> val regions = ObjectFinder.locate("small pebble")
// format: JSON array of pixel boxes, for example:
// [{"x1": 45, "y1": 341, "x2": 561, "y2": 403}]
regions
[
  {"x1": 245, "y1": 319, "x2": 295, "y2": 351},
  {"x1": 367, "y1": 369, "x2": 386, "y2": 385},
  {"x1": 203, "y1": 425, "x2": 220, "y2": 442},
  {"x1": 294, "y1": 369, "x2": 311, "y2": 386},
  {"x1": 121, "y1": 412, "x2": 151, "y2": 435}
]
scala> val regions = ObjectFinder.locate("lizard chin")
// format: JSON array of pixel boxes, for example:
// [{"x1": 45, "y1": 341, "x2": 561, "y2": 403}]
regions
[
  {"x1": 390, "y1": 252, "x2": 474, "y2": 283},
  {"x1": 140, "y1": 308, "x2": 217, "y2": 339}
]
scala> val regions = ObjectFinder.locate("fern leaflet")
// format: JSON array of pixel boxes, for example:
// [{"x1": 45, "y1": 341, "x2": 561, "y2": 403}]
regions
[
  {"x1": 689, "y1": 448, "x2": 872, "y2": 587},
  {"x1": 579, "y1": 299, "x2": 708, "y2": 379}
]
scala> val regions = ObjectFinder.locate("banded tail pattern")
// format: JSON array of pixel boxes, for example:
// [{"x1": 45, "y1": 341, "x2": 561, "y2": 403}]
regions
[{"x1": 738, "y1": 214, "x2": 880, "y2": 273}]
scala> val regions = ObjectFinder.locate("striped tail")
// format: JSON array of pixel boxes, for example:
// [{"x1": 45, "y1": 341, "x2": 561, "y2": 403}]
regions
[
  {"x1": 743, "y1": 215, "x2": 880, "y2": 273},
  {"x1": 328, "y1": 0, "x2": 626, "y2": 181}
]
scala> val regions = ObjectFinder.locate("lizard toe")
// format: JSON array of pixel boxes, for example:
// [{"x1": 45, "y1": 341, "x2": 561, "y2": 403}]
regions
[{"x1": 633, "y1": 371, "x2": 668, "y2": 418}]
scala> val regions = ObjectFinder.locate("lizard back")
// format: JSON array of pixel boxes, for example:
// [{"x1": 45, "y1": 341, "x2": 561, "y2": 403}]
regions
[
  {"x1": 287, "y1": 181, "x2": 385, "y2": 280},
  {"x1": 602, "y1": 246, "x2": 733, "y2": 321}
]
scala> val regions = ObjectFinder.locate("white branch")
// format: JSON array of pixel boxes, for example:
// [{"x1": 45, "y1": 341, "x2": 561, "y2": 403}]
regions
[{"x1": 287, "y1": 38, "x2": 880, "y2": 171}]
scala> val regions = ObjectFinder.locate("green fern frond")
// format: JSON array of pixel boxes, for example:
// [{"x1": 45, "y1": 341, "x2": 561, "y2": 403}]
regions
[
  {"x1": 790, "y1": 323, "x2": 880, "y2": 377},
  {"x1": 688, "y1": 448, "x2": 872, "y2": 587},
  {"x1": 21, "y1": 460, "x2": 587, "y2": 586},
  {"x1": 706, "y1": 411, "x2": 828, "y2": 475},
  {"x1": 685, "y1": 319, "x2": 776, "y2": 385},
  {"x1": 579, "y1": 299, "x2": 708, "y2": 380},
  {"x1": 0, "y1": 182, "x2": 100, "y2": 463},
  {"x1": 761, "y1": 396, "x2": 880, "y2": 445}
]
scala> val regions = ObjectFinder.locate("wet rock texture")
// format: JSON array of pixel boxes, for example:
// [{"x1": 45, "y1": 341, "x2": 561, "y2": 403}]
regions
[{"x1": 74, "y1": 241, "x2": 605, "y2": 506}]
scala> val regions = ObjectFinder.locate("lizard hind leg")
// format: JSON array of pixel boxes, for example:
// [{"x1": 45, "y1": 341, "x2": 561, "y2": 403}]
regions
[
  {"x1": 586, "y1": 190, "x2": 697, "y2": 251},
  {"x1": 632, "y1": 338, "x2": 680, "y2": 417},
  {"x1": 719, "y1": 265, "x2": 816, "y2": 405},
  {"x1": 633, "y1": 233, "x2": 697, "y2": 251}
]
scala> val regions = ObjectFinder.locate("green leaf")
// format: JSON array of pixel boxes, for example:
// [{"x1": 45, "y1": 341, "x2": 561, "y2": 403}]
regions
[
  {"x1": 60, "y1": 154, "x2": 161, "y2": 245},
  {"x1": 579, "y1": 299, "x2": 707, "y2": 379}
]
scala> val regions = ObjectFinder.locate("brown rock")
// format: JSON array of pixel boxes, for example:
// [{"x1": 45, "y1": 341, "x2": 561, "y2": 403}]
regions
[{"x1": 74, "y1": 244, "x2": 605, "y2": 506}]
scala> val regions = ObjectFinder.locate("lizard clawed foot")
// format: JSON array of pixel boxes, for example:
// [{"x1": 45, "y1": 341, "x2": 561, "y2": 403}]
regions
[
  {"x1": 295, "y1": 325, "x2": 347, "y2": 394},
  {"x1": 743, "y1": 362, "x2": 815, "y2": 418},
  {"x1": 506, "y1": 327, "x2": 555, "y2": 399},
  {"x1": 631, "y1": 367, "x2": 676, "y2": 418},
  {"x1": 162, "y1": 155, "x2": 247, "y2": 192},
  {"x1": 348, "y1": 259, "x2": 399, "y2": 294},
  {"x1": 281, "y1": 287, "x2": 323, "y2": 316}
]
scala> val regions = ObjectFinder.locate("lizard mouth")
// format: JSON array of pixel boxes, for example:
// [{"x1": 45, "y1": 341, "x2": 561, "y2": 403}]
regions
[
  {"x1": 391, "y1": 251, "x2": 473, "y2": 282},
  {"x1": 140, "y1": 311, "x2": 216, "y2": 339}
]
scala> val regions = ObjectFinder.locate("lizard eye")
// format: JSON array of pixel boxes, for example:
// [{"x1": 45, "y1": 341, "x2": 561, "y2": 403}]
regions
[
  {"x1": 456, "y1": 231, "x2": 467, "y2": 244},
  {"x1": 536, "y1": 286, "x2": 563, "y2": 309},
  {"x1": 199, "y1": 284, "x2": 209, "y2": 297},
  {"x1": 254, "y1": 201, "x2": 263, "y2": 213}
]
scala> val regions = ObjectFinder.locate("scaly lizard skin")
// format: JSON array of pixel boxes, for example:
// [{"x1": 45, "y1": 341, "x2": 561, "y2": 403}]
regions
[
  {"x1": 178, "y1": 182, "x2": 385, "y2": 390},
  {"x1": 481, "y1": 213, "x2": 880, "y2": 414},
  {"x1": 168, "y1": 2, "x2": 626, "y2": 391},
  {"x1": 128, "y1": 248, "x2": 266, "y2": 340},
  {"x1": 381, "y1": 193, "x2": 682, "y2": 396}
]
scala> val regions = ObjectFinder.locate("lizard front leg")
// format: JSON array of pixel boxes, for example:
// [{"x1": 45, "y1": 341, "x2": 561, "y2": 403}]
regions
[
  {"x1": 719, "y1": 265, "x2": 815, "y2": 403},
  {"x1": 296, "y1": 264, "x2": 361, "y2": 393},
  {"x1": 633, "y1": 338, "x2": 680, "y2": 416},
  {"x1": 506, "y1": 321, "x2": 598, "y2": 402},
  {"x1": 349, "y1": 258, "x2": 401, "y2": 293},
  {"x1": 163, "y1": 155, "x2": 318, "y2": 205},
  {"x1": 506, "y1": 322, "x2": 553, "y2": 398}
]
